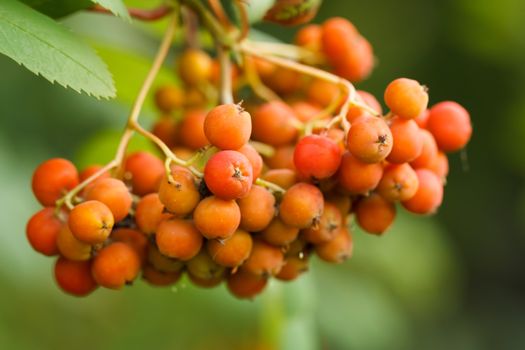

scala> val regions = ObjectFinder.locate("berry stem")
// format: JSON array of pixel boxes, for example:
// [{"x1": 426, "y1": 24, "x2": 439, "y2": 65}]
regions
[
  {"x1": 243, "y1": 54, "x2": 282, "y2": 102},
  {"x1": 88, "y1": 4, "x2": 173, "y2": 21},
  {"x1": 234, "y1": 0, "x2": 250, "y2": 42},
  {"x1": 255, "y1": 178, "x2": 286, "y2": 195},
  {"x1": 218, "y1": 45, "x2": 234, "y2": 104},
  {"x1": 207, "y1": 0, "x2": 234, "y2": 30},
  {"x1": 249, "y1": 141, "x2": 276, "y2": 158}
]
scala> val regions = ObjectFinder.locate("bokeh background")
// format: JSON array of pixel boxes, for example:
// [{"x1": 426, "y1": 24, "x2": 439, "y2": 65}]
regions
[{"x1": 1, "y1": 0, "x2": 525, "y2": 349}]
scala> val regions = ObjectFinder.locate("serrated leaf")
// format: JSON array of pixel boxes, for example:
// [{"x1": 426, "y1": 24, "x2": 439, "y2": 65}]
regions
[
  {"x1": 20, "y1": 0, "x2": 92, "y2": 18},
  {"x1": 90, "y1": 0, "x2": 131, "y2": 21},
  {"x1": 0, "y1": 0, "x2": 116, "y2": 98}
]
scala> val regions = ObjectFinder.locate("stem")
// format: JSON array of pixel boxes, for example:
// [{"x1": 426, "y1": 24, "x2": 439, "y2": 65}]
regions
[
  {"x1": 244, "y1": 41, "x2": 324, "y2": 65},
  {"x1": 243, "y1": 54, "x2": 281, "y2": 102},
  {"x1": 55, "y1": 14, "x2": 180, "y2": 212},
  {"x1": 234, "y1": 0, "x2": 250, "y2": 41},
  {"x1": 218, "y1": 46, "x2": 234, "y2": 104},
  {"x1": 256, "y1": 178, "x2": 285, "y2": 195},
  {"x1": 89, "y1": 4, "x2": 173, "y2": 21},
  {"x1": 208, "y1": 0, "x2": 233, "y2": 29}
]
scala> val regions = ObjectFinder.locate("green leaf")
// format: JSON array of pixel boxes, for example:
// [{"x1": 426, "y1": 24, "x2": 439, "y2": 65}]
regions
[
  {"x1": 20, "y1": 0, "x2": 92, "y2": 18},
  {"x1": 0, "y1": 0, "x2": 116, "y2": 98},
  {"x1": 90, "y1": 0, "x2": 131, "y2": 21}
]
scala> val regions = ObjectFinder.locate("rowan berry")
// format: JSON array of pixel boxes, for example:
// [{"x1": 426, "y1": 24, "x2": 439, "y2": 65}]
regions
[
  {"x1": 427, "y1": 101, "x2": 472, "y2": 152},
  {"x1": 57, "y1": 224, "x2": 92, "y2": 261},
  {"x1": 79, "y1": 164, "x2": 110, "y2": 182},
  {"x1": 410, "y1": 129, "x2": 438, "y2": 169},
  {"x1": 111, "y1": 228, "x2": 148, "y2": 264},
  {"x1": 156, "y1": 219, "x2": 203, "y2": 261},
  {"x1": 276, "y1": 257, "x2": 309, "y2": 281},
  {"x1": 402, "y1": 169, "x2": 444, "y2": 215},
  {"x1": 147, "y1": 243, "x2": 184, "y2": 273},
  {"x1": 280, "y1": 183, "x2": 324, "y2": 229},
  {"x1": 252, "y1": 101, "x2": 299, "y2": 146},
  {"x1": 84, "y1": 178, "x2": 132, "y2": 223},
  {"x1": 260, "y1": 218, "x2": 299, "y2": 246},
  {"x1": 186, "y1": 249, "x2": 226, "y2": 283},
  {"x1": 295, "y1": 24, "x2": 322, "y2": 51},
  {"x1": 262, "y1": 169, "x2": 297, "y2": 190},
  {"x1": 178, "y1": 49, "x2": 212, "y2": 86},
  {"x1": 124, "y1": 151, "x2": 164, "y2": 196},
  {"x1": 193, "y1": 196, "x2": 241, "y2": 240},
  {"x1": 204, "y1": 104, "x2": 252, "y2": 150},
  {"x1": 347, "y1": 116, "x2": 393, "y2": 163},
  {"x1": 294, "y1": 135, "x2": 342, "y2": 180},
  {"x1": 355, "y1": 193, "x2": 396, "y2": 235},
  {"x1": 237, "y1": 185, "x2": 276, "y2": 232},
  {"x1": 237, "y1": 143, "x2": 263, "y2": 181},
  {"x1": 152, "y1": 117, "x2": 179, "y2": 149},
  {"x1": 158, "y1": 165, "x2": 200, "y2": 215},
  {"x1": 338, "y1": 151, "x2": 383, "y2": 194},
  {"x1": 241, "y1": 240, "x2": 284, "y2": 277},
  {"x1": 68, "y1": 200, "x2": 114, "y2": 245},
  {"x1": 179, "y1": 109, "x2": 209, "y2": 150},
  {"x1": 135, "y1": 193, "x2": 171, "y2": 235},
  {"x1": 377, "y1": 164, "x2": 419, "y2": 202},
  {"x1": 227, "y1": 270, "x2": 267, "y2": 299},
  {"x1": 26, "y1": 208, "x2": 62, "y2": 256},
  {"x1": 265, "y1": 145, "x2": 296, "y2": 170},
  {"x1": 302, "y1": 202, "x2": 343, "y2": 244},
  {"x1": 387, "y1": 117, "x2": 423, "y2": 164},
  {"x1": 314, "y1": 227, "x2": 353, "y2": 263},
  {"x1": 384, "y1": 78, "x2": 429, "y2": 120},
  {"x1": 54, "y1": 257, "x2": 97, "y2": 296},
  {"x1": 207, "y1": 229, "x2": 253, "y2": 268},
  {"x1": 142, "y1": 264, "x2": 182, "y2": 287},
  {"x1": 32, "y1": 158, "x2": 79, "y2": 206},
  {"x1": 92, "y1": 242, "x2": 141, "y2": 289},
  {"x1": 154, "y1": 85, "x2": 184, "y2": 113},
  {"x1": 204, "y1": 150, "x2": 253, "y2": 200}
]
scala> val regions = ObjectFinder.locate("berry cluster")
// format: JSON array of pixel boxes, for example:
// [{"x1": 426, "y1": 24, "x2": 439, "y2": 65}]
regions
[{"x1": 26, "y1": 16, "x2": 472, "y2": 299}]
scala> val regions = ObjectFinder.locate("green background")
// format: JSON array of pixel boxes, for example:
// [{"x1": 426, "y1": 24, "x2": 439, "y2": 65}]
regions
[{"x1": 1, "y1": 0, "x2": 525, "y2": 349}]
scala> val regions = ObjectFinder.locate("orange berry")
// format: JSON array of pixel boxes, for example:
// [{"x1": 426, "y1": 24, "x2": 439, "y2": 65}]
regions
[
  {"x1": 402, "y1": 169, "x2": 444, "y2": 215},
  {"x1": 156, "y1": 219, "x2": 203, "y2": 261},
  {"x1": 207, "y1": 229, "x2": 253, "y2": 268},
  {"x1": 84, "y1": 178, "x2": 132, "y2": 223},
  {"x1": 147, "y1": 243, "x2": 184, "y2": 273},
  {"x1": 338, "y1": 151, "x2": 383, "y2": 194},
  {"x1": 280, "y1": 183, "x2": 324, "y2": 229},
  {"x1": 276, "y1": 256, "x2": 309, "y2": 281},
  {"x1": 227, "y1": 270, "x2": 267, "y2": 299},
  {"x1": 193, "y1": 196, "x2": 241, "y2": 240},
  {"x1": 315, "y1": 227, "x2": 353, "y2": 263},
  {"x1": 68, "y1": 200, "x2": 114, "y2": 245},
  {"x1": 135, "y1": 193, "x2": 171, "y2": 235},
  {"x1": 54, "y1": 257, "x2": 97, "y2": 297},
  {"x1": 427, "y1": 151, "x2": 449, "y2": 181},
  {"x1": 204, "y1": 104, "x2": 252, "y2": 150},
  {"x1": 262, "y1": 169, "x2": 297, "y2": 190},
  {"x1": 158, "y1": 165, "x2": 200, "y2": 215},
  {"x1": 410, "y1": 129, "x2": 439, "y2": 169},
  {"x1": 186, "y1": 249, "x2": 226, "y2": 284},
  {"x1": 179, "y1": 109, "x2": 209, "y2": 150},
  {"x1": 302, "y1": 202, "x2": 343, "y2": 244},
  {"x1": 387, "y1": 117, "x2": 423, "y2": 163},
  {"x1": 152, "y1": 117, "x2": 179, "y2": 149},
  {"x1": 294, "y1": 135, "x2": 342, "y2": 180},
  {"x1": 178, "y1": 49, "x2": 212, "y2": 86},
  {"x1": 290, "y1": 101, "x2": 324, "y2": 123},
  {"x1": 384, "y1": 78, "x2": 429, "y2": 120},
  {"x1": 143, "y1": 265, "x2": 182, "y2": 287},
  {"x1": 242, "y1": 240, "x2": 284, "y2": 277},
  {"x1": 260, "y1": 218, "x2": 299, "y2": 246},
  {"x1": 306, "y1": 79, "x2": 340, "y2": 108},
  {"x1": 252, "y1": 101, "x2": 299, "y2": 146},
  {"x1": 334, "y1": 36, "x2": 374, "y2": 82},
  {"x1": 79, "y1": 164, "x2": 110, "y2": 182},
  {"x1": 32, "y1": 158, "x2": 79, "y2": 206},
  {"x1": 295, "y1": 24, "x2": 322, "y2": 51},
  {"x1": 111, "y1": 228, "x2": 148, "y2": 264},
  {"x1": 237, "y1": 143, "x2": 263, "y2": 182},
  {"x1": 265, "y1": 145, "x2": 296, "y2": 170},
  {"x1": 124, "y1": 151, "x2": 164, "y2": 196},
  {"x1": 154, "y1": 85, "x2": 184, "y2": 112},
  {"x1": 57, "y1": 225, "x2": 91, "y2": 261},
  {"x1": 237, "y1": 185, "x2": 276, "y2": 232},
  {"x1": 322, "y1": 17, "x2": 359, "y2": 61},
  {"x1": 377, "y1": 164, "x2": 419, "y2": 202},
  {"x1": 204, "y1": 150, "x2": 253, "y2": 200},
  {"x1": 26, "y1": 208, "x2": 62, "y2": 256},
  {"x1": 347, "y1": 116, "x2": 393, "y2": 163},
  {"x1": 264, "y1": 67, "x2": 302, "y2": 95},
  {"x1": 427, "y1": 101, "x2": 472, "y2": 152},
  {"x1": 355, "y1": 193, "x2": 396, "y2": 235},
  {"x1": 92, "y1": 242, "x2": 141, "y2": 289}
]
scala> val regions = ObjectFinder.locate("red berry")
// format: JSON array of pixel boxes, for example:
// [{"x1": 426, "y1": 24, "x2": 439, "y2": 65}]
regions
[
  {"x1": 402, "y1": 169, "x2": 444, "y2": 215},
  {"x1": 204, "y1": 150, "x2": 253, "y2": 200},
  {"x1": 54, "y1": 257, "x2": 97, "y2": 297},
  {"x1": 26, "y1": 208, "x2": 62, "y2": 256},
  {"x1": 294, "y1": 135, "x2": 342, "y2": 180},
  {"x1": 427, "y1": 101, "x2": 472, "y2": 152},
  {"x1": 32, "y1": 158, "x2": 79, "y2": 206}
]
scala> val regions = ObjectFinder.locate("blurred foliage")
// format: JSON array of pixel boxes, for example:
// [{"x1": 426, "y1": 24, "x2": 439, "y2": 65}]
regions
[{"x1": 1, "y1": 0, "x2": 525, "y2": 349}]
